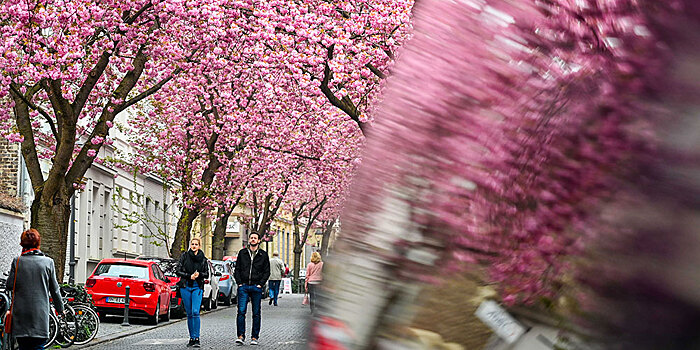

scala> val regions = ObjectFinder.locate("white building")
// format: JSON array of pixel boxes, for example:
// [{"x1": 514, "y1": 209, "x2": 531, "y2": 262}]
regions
[{"x1": 10, "y1": 122, "x2": 180, "y2": 284}]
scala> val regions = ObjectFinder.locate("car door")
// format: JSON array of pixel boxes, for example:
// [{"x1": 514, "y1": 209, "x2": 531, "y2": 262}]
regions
[
  {"x1": 152, "y1": 264, "x2": 169, "y2": 310},
  {"x1": 208, "y1": 260, "x2": 219, "y2": 299}
]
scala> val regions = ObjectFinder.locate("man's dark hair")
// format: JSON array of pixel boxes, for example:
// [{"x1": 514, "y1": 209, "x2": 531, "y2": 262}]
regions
[{"x1": 249, "y1": 231, "x2": 260, "y2": 239}]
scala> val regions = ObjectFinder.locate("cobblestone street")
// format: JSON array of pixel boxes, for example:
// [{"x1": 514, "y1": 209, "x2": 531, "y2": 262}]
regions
[{"x1": 84, "y1": 294, "x2": 309, "y2": 349}]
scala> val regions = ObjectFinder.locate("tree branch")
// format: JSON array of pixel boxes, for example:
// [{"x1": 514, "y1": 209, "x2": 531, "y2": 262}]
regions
[
  {"x1": 9, "y1": 83, "x2": 58, "y2": 141},
  {"x1": 42, "y1": 78, "x2": 77, "y2": 199},
  {"x1": 365, "y1": 63, "x2": 386, "y2": 79},
  {"x1": 73, "y1": 51, "x2": 111, "y2": 117},
  {"x1": 319, "y1": 45, "x2": 367, "y2": 134},
  {"x1": 257, "y1": 145, "x2": 322, "y2": 161},
  {"x1": 66, "y1": 43, "x2": 150, "y2": 186},
  {"x1": 115, "y1": 67, "x2": 182, "y2": 114},
  {"x1": 10, "y1": 89, "x2": 45, "y2": 192},
  {"x1": 124, "y1": 3, "x2": 153, "y2": 25}
]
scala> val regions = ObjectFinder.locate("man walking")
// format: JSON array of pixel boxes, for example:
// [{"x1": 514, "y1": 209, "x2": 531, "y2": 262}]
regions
[
  {"x1": 233, "y1": 232, "x2": 270, "y2": 346},
  {"x1": 268, "y1": 251, "x2": 285, "y2": 306}
]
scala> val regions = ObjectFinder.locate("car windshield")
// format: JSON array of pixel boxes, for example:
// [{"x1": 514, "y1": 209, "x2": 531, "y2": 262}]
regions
[{"x1": 94, "y1": 263, "x2": 148, "y2": 279}]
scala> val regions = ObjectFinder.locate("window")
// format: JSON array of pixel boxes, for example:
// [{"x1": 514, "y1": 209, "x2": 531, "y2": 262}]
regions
[
  {"x1": 213, "y1": 264, "x2": 226, "y2": 274},
  {"x1": 152, "y1": 265, "x2": 166, "y2": 281}
]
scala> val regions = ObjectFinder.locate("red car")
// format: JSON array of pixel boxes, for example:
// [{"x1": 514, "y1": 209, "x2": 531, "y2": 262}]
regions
[
  {"x1": 85, "y1": 258, "x2": 171, "y2": 324},
  {"x1": 136, "y1": 256, "x2": 184, "y2": 318}
]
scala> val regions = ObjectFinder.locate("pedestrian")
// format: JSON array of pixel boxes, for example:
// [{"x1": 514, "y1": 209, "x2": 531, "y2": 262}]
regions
[
  {"x1": 176, "y1": 237, "x2": 209, "y2": 348},
  {"x1": 305, "y1": 252, "x2": 324, "y2": 315},
  {"x1": 268, "y1": 251, "x2": 285, "y2": 306},
  {"x1": 233, "y1": 232, "x2": 270, "y2": 346},
  {"x1": 5, "y1": 229, "x2": 65, "y2": 350}
]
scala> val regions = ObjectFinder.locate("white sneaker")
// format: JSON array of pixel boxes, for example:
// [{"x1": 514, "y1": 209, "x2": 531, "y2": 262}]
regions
[
  {"x1": 250, "y1": 339, "x2": 259, "y2": 345},
  {"x1": 235, "y1": 337, "x2": 244, "y2": 346}
]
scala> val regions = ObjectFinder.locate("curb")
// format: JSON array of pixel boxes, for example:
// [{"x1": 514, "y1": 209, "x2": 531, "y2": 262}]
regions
[{"x1": 76, "y1": 306, "x2": 232, "y2": 349}]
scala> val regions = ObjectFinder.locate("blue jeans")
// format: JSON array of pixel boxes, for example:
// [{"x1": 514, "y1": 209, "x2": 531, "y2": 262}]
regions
[
  {"x1": 268, "y1": 280, "x2": 281, "y2": 305},
  {"x1": 180, "y1": 285, "x2": 203, "y2": 339},
  {"x1": 16, "y1": 337, "x2": 46, "y2": 350},
  {"x1": 237, "y1": 284, "x2": 262, "y2": 339}
]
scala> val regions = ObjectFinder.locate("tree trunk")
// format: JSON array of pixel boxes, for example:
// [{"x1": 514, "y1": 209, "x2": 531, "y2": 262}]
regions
[
  {"x1": 211, "y1": 207, "x2": 230, "y2": 260},
  {"x1": 31, "y1": 191, "x2": 70, "y2": 282},
  {"x1": 320, "y1": 219, "x2": 335, "y2": 257},
  {"x1": 292, "y1": 215, "x2": 302, "y2": 282},
  {"x1": 293, "y1": 247, "x2": 303, "y2": 291},
  {"x1": 170, "y1": 208, "x2": 200, "y2": 259}
]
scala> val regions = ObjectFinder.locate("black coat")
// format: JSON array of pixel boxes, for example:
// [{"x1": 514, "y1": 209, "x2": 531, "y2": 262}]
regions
[
  {"x1": 233, "y1": 248, "x2": 270, "y2": 287},
  {"x1": 176, "y1": 249, "x2": 209, "y2": 289}
]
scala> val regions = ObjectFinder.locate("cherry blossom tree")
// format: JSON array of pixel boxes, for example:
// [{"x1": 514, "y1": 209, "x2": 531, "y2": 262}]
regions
[
  {"x1": 0, "y1": 0, "x2": 233, "y2": 276},
  {"x1": 314, "y1": 0, "x2": 696, "y2": 347},
  {"x1": 268, "y1": 0, "x2": 414, "y2": 135}
]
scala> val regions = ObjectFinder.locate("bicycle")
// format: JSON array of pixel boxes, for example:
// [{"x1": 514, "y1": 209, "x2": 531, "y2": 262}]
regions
[
  {"x1": 49, "y1": 303, "x2": 77, "y2": 348},
  {"x1": 0, "y1": 290, "x2": 13, "y2": 350},
  {"x1": 69, "y1": 304, "x2": 99, "y2": 345},
  {"x1": 60, "y1": 285, "x2": 99, "y2": 345}
]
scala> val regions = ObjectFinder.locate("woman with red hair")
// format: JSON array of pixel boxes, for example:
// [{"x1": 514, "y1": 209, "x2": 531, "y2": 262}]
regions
[{"x1": 4, "y1": 229, "x2": 64, "y2": 350}]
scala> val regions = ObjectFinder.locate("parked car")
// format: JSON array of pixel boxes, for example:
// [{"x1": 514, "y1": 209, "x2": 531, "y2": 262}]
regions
[
  {"x1": 136, "y1": 256, "x2": 184, "y2": 318},
  {"x1": 85, "y1": 258, "x2": 171, "y2": 325},
  {"x1": 211, "y1": 260, "x2": 236, "y2": 306},
  {"x1": 202, "y1": 259, "x2": 221, "y2": 311}
]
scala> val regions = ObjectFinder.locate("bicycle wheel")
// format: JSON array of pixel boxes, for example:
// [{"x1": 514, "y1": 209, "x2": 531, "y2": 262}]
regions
[
  {"x1": 1, "y1": 332, "x2": 16, "y2": 350},
  {"x1": 72, "y1": 304, "x2": 99, "y2": 345},
  {"x1": 45, "y1": 313, "x2": 58, "y2": 349},
  {"x1": 52, "y1": 304, "x2": 77, "y2": 348}
]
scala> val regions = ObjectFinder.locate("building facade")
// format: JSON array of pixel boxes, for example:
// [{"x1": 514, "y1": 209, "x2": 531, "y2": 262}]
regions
[
  {"x1": 2, "y1": 133, "x2": 181, "y2": 284},
  {"x1": 0, "y1": 137, "x2": 24, "y2": 275}
]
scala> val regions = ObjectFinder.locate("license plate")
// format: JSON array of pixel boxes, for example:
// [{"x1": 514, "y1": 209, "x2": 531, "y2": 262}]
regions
[{"x1": 107, "y1": 297, "x2": 125, "y2": 304}]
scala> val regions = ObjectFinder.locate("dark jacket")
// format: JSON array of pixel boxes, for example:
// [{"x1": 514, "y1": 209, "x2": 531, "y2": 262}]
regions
[
  {"x1": 6, "y1": 249, "x2": 64, "y2": 338},
  {"x1": 176, "y1": 249, "x2": 209, "y2": 289},
  {"x1": 233, "y1": 247, "x2": 270, "y2": 287}
]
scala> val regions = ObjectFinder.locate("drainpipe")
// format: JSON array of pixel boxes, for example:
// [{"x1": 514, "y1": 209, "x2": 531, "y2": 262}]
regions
[{"x1": 68, "y1": 193, "x2": 76, "y2": 284}]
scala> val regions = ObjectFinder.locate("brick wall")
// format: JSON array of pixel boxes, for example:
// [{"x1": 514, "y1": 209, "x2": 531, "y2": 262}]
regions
[{"x1": 0, "y1": 137, "x2": 19, "y2": 196}]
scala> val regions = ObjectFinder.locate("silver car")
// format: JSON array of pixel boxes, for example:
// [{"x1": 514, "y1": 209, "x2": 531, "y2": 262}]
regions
[{"x1": 211, "y1": 260, "x2": 236, "y2": 306}]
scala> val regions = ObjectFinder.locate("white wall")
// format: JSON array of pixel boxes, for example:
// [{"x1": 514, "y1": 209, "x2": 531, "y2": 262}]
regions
[
  {"x1": 14, "y1": 140, "x2": 179, "y2": 284},
  {"x1": 0, "y1": 209, "x2": 23, "y2": 276}
]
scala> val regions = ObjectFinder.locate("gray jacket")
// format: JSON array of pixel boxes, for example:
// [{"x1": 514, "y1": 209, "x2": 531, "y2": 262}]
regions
[
  {"x1": 269, "y1": 257, "x2": 285, "y2": 280},
  {"x1": 6, "y1": 250, "x2": 64, "y2": 338}
]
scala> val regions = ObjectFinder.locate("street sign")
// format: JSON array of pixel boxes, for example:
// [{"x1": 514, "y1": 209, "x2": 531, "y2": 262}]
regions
[
  {"x1": 475, "y1": 300, "x2": 526, "y2": 344},
  {"x1": 282, "y1": 278, "x2": 292, "y2": 294},
  {"x1": 226, "y1": 220, "x2": 240, "y2": 233}
]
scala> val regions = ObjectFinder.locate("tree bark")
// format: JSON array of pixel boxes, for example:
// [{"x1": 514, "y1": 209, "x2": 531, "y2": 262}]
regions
[
  {"x1": 168, "y1": 128, "x2": 223, "y2": 258},
  {"x1": 320, "y1": 218, "x2": 336, "y2": 257},
  {"x1": 292, "y1": 213, "x2": 303, "y2": 283},
  {"x1": 211, "y1": 207, "x2": 231, "y2": 260},
  {"x1": 170, "y1": 208, "x2": 200, "y2": 259},
  {"x1": 31, "y1": 190, "x2": 70, "y2": 282}
]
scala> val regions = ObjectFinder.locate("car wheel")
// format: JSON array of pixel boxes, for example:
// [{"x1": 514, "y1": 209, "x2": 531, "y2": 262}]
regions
[
  {"x1": 149, "y1": 302, "x2": 160, "y2": 325},
  {"x1": 223, "y1": 292, "x2": 231, "y2": 306},
  {"x1": 163, "y1": 297, "x2": 171, "y2": 322},
  {"x1": 203, "y1": 297, "x2": 211, "y2": 311}
]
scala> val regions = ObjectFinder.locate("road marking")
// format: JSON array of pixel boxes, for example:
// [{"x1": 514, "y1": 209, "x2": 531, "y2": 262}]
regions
[
  {"x1": 277, "y1": 340, "x2": 306, "y2": 345},
  {"x1": 133, "y1": 338, "x2": 189, "y2": 345}
]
